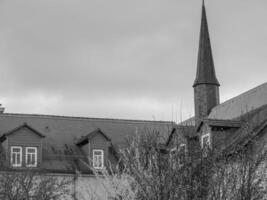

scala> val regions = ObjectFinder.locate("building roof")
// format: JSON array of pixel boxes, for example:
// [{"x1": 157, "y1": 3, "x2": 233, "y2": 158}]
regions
[
  {"x1": 220, "y1": 104, "x2": 267, "y2": 155},
  {"x1": 179, "y1": 82, "x2": 267, "y2": 127},
  {"x1": 193, "y1": 1, "x2": 219, "y2": 87},
  {"x1": 209, "y1": 82, "x2": 267, "y2": 120},
  {"x1": 0, "y1": 113, "x2": 173, "y2": 173},
  {"x1": 172, "y1": 82, "x2": 267, "y2": 152}
]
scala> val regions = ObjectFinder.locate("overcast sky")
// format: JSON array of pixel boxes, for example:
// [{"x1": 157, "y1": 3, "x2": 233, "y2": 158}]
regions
[{"x1": 0, "y1": 0, "x2": 266, "y2": 122}]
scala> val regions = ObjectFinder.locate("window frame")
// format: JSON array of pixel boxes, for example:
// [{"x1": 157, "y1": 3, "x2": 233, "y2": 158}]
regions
[
  {"x1": 10, "y1": 146, "x2": 22, "y2": 167},
  {"x1": 177, "y1": 144, "x2": 187, "y2": 166},
  {"x1": 201, "y1": 133, "x2": 211, "y2": 149},
  {"x1": 201, "y1": 133, "x2": 211, "y2": 157},
  {"x1": 25, "y1": 147, "x2": 38, "y2": 167},
  {"x1": 169, "y1": 143, "x2": 187, "y2": 167},
  {"x1": 92, "y1": 149, "x2": 104, "y2": 169}
]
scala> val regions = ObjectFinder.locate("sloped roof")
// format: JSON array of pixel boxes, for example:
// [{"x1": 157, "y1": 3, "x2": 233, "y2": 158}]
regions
[
  {"x1": 76, "y1": 128, "x2": 111, "y2": 146},
  {"x1": 178, "y1": 117, "x2": 195, "y2": 126},
  {"x1": 0, "y1": 113, "x2": 173, "y2": 173},
  {"x1": 171, "y1": 82, "x2": 267, "y2": 152},
  {"x1": 209, "y1": 82, "x2": 267, "y2": 120},
  {"x1": 220, "y1": 104, "x2": 267, "y2": 155}
]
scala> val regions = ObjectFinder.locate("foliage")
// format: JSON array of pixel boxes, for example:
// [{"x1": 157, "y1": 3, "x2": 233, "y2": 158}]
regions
[{"x1": 0, "y1": 169, "x2": 71, "y2": 200}]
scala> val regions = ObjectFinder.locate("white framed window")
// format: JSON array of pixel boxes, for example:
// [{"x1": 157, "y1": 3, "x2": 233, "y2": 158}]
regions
[
  {"x1": 201, "y1": 133, "x2": 211, "y2": 156},
  {"x1": 25, "y1": 147, "x2": 38, "y2": 167},
  {"x1": 93, "y1": 149, "x2": 104, "y2": 169},
  {"x1": 10, "y1": 146, "x2": 22, "y2": 167},
  {"x1": 201, "y1": 133, "x2": 211, "y2": 148}
]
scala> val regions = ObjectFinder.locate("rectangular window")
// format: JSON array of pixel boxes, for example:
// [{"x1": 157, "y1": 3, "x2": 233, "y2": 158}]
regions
[
  {"x1": 11, "y1": 146, "x2": 22, "y2": 167},
  {"x1": 178, "y1": 144, "x2": 186, "y2": 165},
  {"x1": 201, "y1": 133, "x2": 211, "y2": 156},
  {"x1": 25, "y1": 147, "x2": 38, "y2": 167},
  {"x1": 169, "y1": 144, "x2": 187, "y2": 167},
  {"x1": 93, "y1": 149, "x2": 104, "y2": 169}
]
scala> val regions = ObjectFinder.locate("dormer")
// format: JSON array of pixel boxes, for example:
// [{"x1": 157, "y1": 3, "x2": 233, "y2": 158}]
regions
[
  {"x1": 0, "y1": 123, "x2": 45, "y2": 168},
  {"x1": 198, "y1": 119, "x2": 241, "y2": 154},
  {"x1": 76, "y1": 128, "x2": 111, "y2": 169}
]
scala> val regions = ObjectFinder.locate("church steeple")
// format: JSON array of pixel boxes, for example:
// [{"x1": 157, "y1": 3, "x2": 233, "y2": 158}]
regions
[
  {"x1": 193, "y1": 1, "x2": 220, "y2": 126},
  {"x1": 193, "y1": 0, "x2": 219, "y2": 87}
]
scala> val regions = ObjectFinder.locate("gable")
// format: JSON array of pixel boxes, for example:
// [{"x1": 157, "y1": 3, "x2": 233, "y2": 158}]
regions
[
  {"x1": 0, "y1": 123, "x2": 45, "y2": 145},
  {"x1": 90, "y1": 132, "x2": 109, "y2": 144},
  {"x1": 166, "y1": 125, "x2": 196, "y2": 147},
  {"x1": 8, "y1": 127, "x2": 41, "y2": 144}
]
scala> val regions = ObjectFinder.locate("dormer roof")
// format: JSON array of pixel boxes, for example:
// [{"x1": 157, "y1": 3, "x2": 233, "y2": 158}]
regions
[
  {"x1": 0, "y1": 122, "x2": 45, "y2": 142},
  {"x1": 76, "y1": 128, "x2": 111, "y2": 146}
]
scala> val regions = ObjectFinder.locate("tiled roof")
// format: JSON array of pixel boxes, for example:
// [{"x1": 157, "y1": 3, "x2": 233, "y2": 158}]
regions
[
  {"x1": 0, "y1": 113, "x2": 173, "y2": 173},
  {"x1": 209, "y1": 82, "x2": 267, "y2": 120}
]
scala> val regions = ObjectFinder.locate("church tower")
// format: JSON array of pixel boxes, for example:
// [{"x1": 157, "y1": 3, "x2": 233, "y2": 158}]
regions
[{"x1": 193, "y1": 1, "x2": 220, "y2": 126}]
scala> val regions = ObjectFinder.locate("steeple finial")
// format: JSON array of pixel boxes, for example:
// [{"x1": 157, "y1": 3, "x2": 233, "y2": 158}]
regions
[{"x1": 193, "y1": 0, "x2": 220, "y2": 87}]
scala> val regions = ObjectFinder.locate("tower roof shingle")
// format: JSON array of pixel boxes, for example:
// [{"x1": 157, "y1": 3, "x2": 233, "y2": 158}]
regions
[{"x1": 193, "y1": 1, "x2": 219, "y2": 87}]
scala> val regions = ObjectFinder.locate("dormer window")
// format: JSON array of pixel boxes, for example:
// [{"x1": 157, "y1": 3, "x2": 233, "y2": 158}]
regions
[
  {"x1": 201, "y1": 133, "x2": 211, "y2": 148},
  {"x1": 93, "y1": 149, "x2": 104, "y2": 169},
  {"x1": 201, "y1": 133, "x2": 211, "y2": 156},
  {"x1": 76, "y1": 129, "x2": 111, "y2": 170},
  {"x1": 169, "y1": 144, "x2": 187, "y2": 167},
  {"x1": 178, "y1": 144, "x2": 186, "y2": 165},
  {"x1": 25, "y1": 147, "x2": 38, "y2": 167},
  {"x1": 11, "y1": 146, "x2": 22, "y2": 167},
  {"x1": 0, "y1": 123, "x2": 45, "y2": 168}
]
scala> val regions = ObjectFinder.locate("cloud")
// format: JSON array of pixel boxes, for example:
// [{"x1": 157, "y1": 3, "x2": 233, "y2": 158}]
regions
[{"x1": 0, "y1": 0, "x2": 266, "y2": 121}]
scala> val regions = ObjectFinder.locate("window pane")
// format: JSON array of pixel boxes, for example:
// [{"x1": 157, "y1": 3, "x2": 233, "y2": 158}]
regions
[
  {"x1": 94, "y1": 151, "x2": 102, "y2": 155},
  {"x1": 28, "y1": 149, "x2": 36, "y2": 153},
  {"x1": 27, "y1": 154, "x2": 31, "y2": 164},
  {"x1": 12, "y1": 154, "x2": 16, "y2": 164},
  {"x1": 17, "y1": 154, "x2": 21, "y2": 164},
  {"x1": 31, "y1": 155, "x2": 35, "y2": 165},
  {"x1": 13, "y1": 148, "x2": 21, "y2": 153},
  {"x1": 98, "y1": 156, "x2": 103, "y2": 166}
]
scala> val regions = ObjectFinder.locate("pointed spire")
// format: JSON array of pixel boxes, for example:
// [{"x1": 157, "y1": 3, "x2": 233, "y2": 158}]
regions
[{"x1": 193, "y1": 1, "x2": 220, "y2": 87}]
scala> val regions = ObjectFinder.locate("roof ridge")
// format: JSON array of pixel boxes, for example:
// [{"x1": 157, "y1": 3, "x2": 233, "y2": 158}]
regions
[
  {"x1": 0, "y1": 112, "x2": 174, "y2": 124},
  {"x1": 215, "y1": 81, "x2": 267, "y2": 109}
]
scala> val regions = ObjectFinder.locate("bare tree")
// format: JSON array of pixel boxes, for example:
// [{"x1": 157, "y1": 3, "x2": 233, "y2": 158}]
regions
[
  {"x1": 90, "y1": 126, "x2": 267, "y2": 200},
  {"x1": 0, "y1": 159, "x2": 72, "y2": 200}
]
